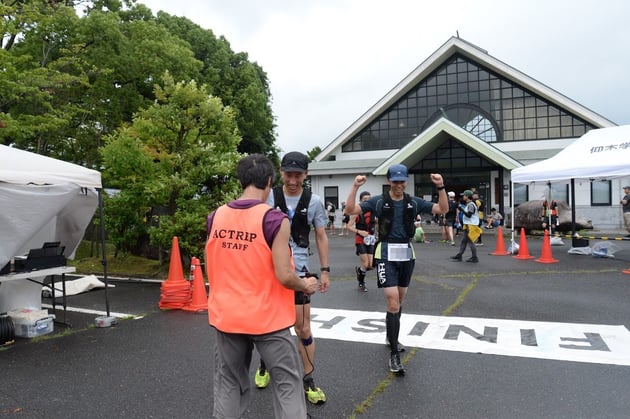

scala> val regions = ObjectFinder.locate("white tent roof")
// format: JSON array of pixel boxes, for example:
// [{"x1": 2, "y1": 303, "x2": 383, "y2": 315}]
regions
[
  {"x1": 0, "y1": 146, "x2": 102, "y2": 270},
  {"x1": 511, "y1": 125, "x2": 630, "y2": 183},
  {"x1": 0, "y1": 145, "x2": 101, "y2": 188}
]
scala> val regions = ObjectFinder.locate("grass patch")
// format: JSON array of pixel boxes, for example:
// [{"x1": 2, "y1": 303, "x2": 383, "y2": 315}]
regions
[{"x1": 68, "y1": 241, "x2": 168, "y2": 279}]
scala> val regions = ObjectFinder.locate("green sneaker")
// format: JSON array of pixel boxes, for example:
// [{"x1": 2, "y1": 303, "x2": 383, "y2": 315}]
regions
[
  {"x1": 303, "y1": 377, "x2": 326, "y2": 404},
  {"x1": 255, "y1": 368, "x2": 270, "y2": 389}
]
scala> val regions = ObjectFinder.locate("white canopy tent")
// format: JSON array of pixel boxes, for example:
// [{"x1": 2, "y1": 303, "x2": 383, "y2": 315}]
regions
[
  {"x1": 511, "y1": 125, "x2": 630, "y2": 237},
  {"x1": 0, "y1": 145, "x2": 109, "y2": 314}
]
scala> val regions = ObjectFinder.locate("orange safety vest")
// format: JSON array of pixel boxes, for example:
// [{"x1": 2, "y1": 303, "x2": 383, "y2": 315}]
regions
[{"x1": 205, "y1": 203, "x2": 296, "y2": 334}]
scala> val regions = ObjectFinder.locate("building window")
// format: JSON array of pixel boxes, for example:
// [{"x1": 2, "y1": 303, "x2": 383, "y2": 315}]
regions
[
  {"x1": 591, "y1": 180, "x2": 611, "y2": 206},
  {"x1": 342, "y1": 54, "x2": 596, "y2": 152},
  {"x1": 324, "y1": 186, "x2": 339, "y2": 209},
  {"x1": 549, "y1": 183, "x2": 569, "y2": 203},
  {"x1": 514, "y1": 183, "x2": 528, "y2": 206}
]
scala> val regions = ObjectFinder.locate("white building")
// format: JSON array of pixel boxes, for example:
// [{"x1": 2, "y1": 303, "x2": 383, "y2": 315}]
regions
[{"x1": 307, "y1": 37, "x2": 627, "y2": 230}]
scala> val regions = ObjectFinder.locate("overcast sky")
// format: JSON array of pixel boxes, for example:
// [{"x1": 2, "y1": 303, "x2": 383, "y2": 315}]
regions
[{"x1": 141, "y1": 0, "x2": 630, "y2": 155}]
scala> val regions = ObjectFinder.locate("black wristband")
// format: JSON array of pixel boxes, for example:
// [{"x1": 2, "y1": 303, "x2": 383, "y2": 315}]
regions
[
  {"x1": 320, "y1": 267, "x2": 330, "y2": 272},
  {"x1": 436, "y1": 185, "x2": 445, "y2": 190}
]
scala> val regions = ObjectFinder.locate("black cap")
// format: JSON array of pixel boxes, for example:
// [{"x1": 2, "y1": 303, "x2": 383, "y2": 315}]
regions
[{"x1": 281, "y1": 152, "x2": 308, "y2": 172}]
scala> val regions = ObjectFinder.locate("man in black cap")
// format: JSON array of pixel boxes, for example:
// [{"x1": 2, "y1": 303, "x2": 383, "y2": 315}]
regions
[
  {"x1": 621, "y1": 186, "x2": 630, "y2": 238},
  {"x1": 254, "y1": 151, "x2": 330, "y2": 405},
  {"x1": 344, "y1": 164, "x2": 448, "y2": 375}
]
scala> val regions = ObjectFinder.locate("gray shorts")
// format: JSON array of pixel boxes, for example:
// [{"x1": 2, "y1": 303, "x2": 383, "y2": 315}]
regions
[{"x1": 212, "y1": 327, "x2": 306, "y2": 419}]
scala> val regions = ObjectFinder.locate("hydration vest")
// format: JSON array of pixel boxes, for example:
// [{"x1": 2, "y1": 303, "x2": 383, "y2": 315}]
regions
[
  {"x1": 355, "y1": 210, "x2": 375, "y2": 235},
  {"x1": 273, "y1": 186, "x2": 312, "y2": 248},
  {"x1": 376, "y1": 193, "x2": 417, "y2": 241}
]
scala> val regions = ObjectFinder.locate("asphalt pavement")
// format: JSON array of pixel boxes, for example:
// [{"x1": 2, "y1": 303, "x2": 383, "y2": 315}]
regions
[{"x1": 2, "y1": 226, "x2": 630, "y2": 418}]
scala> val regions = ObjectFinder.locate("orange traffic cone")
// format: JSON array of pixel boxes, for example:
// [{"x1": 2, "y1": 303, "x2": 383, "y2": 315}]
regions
[
  {"x1": 536, "y1": 230, "x2": 559, "y2": 264},
  {"x1": 513, "y1": 228, "x2": 534, "y2": 260},
  {"x1": 183, "y1": 257, "x2": 208, "y2": 313},
  {"x1": 491, "y1": 226, "x2": 510, "y2": 256},
  {"x1": 623, "y1": 267, "x2": 630, "y2": 275},
  {"x1": 159, "y1": 236, "x2": 192, "y2": 310}
]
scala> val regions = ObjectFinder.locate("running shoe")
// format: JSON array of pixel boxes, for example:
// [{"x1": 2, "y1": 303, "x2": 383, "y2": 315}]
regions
[
  {"x1": 255, "y1": 367, "x2": 270, "y2": 389},
  {"x1": 389, "y1": 352, "x2": 405, "y2": 375},
  {"x1": 303, "y1": 377, "x2": 326, "y2": 404},
  {"x1": 358, "y1": 282, "x2": 367, "y2": 292}
]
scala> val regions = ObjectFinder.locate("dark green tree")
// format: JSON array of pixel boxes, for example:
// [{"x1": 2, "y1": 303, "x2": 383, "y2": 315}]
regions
[{"x1": 100, "y1": 73, "x2": 242, "y2": 258}]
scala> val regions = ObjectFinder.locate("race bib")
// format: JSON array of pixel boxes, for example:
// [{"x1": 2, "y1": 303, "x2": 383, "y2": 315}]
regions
[{"x1": 387, "y1": 243, "x2": 410, "y2": 261}]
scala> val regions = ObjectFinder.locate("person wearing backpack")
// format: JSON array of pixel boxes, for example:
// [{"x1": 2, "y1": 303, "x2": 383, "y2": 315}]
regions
[
  {"x1": 451, "y1": 190, "x2": 481, "y2": 263},
  {"x1": 344, "y1": 164, "x2": 448, "y2": 375},
  {"x1": 253, "y1": 151, "x2": 330, "y2": 406}
]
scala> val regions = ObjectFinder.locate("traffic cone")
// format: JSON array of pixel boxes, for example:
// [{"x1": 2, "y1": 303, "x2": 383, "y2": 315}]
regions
[
  {"x1": 623, "y1": 267, "x2": 630, "y2": 275},
  {"x1": 536, "y1": 230, "x2": 559, "y2": 264},
  {"x1": 183, "y1": 257, "x2": 208, "y2": 313},
  {"x1": 491, "y1": 226, "x2": 510, "y2": 256},
  {"x1": 159, "y1": 236, "x2": 192, "y2": 310},
  {"x1": 513, "y1": 228, "x2": 534, "y2": 260}
]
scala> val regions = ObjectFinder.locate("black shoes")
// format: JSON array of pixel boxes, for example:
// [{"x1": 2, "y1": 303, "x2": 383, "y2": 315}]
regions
[
  {"x1": 356, "y1": 266, "x2": 367, "y2": 292},
  {"x1": 466, "y1": 256, "x2": 479, "y2": 263},
  {"x1": 389, "y1": 352, "x2": 405, "y2": 375},
  {"x1": 450, "y1": 254, "x2": 462, "y2": 261}
]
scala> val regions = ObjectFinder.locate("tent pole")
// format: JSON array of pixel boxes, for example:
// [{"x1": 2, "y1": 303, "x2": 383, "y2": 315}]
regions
[
  {"x1": 97, "y1": 188, "x2": 110, "y2": 316},
  {"x1": 510, "y1": 181, "x2": 515, "y2": 249},
  {"x1": 571, "y1": 178, "x2": 576, "y2": 237}
]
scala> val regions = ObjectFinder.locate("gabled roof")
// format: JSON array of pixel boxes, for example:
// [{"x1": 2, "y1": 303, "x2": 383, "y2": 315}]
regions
[
  {"x1": 316, "y1": 36, "x2": 615, "y2": 162},
  {"x1": 372, "y1": 118, "x2": 522, "y2": 176}
]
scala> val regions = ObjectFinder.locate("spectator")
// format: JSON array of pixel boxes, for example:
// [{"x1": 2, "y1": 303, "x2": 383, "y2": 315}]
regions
[
  {"x1": 440, "y1": 191, "x2": 458, "y2": 245},
  {"x1": 451, "y1": 190, "x2": 480, "y2": 263},
  {"x1": 541, "y1": 199, "x2": 559, "y2": 235},
  {"x1": 472, "y1": 190, "x2": 484, "y2": 246},
  {"x1": 326, "y1": 201, "x2": 336, "y2": 234},
  {"x1": 622, "y1": 186, "x2": 630, "y2": 238},
  {"x1": 414, "y1": 214, "x2": 430, "y2": 243},
  {"x1": 485, "y1": 208, "x2": 503, "y2": 229}
]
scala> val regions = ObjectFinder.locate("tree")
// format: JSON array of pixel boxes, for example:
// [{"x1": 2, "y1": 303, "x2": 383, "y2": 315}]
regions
[
  {"x1": 100, "y1": 72, "x2": 242, "y2": 258},
  {"x1": 154, "y1": 13, "x2": 277, "y2": 159}
]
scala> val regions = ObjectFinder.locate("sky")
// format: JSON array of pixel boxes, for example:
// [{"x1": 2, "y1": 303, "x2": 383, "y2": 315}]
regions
[{"x1": 140, "y1": 0, "x2": 630, "y2": 155}]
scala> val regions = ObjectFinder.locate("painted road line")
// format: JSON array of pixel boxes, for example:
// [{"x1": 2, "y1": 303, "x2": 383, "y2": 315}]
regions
[
  {"x1": 42, "y1": 303, "x2": 142, "y2": 320},
  {"x1": 310, "y1": 308, "x2": 630, "y2": 366}
]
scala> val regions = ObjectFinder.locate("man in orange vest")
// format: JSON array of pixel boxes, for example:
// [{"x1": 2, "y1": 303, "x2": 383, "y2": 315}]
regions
[{"x1": 205, "y1": 154, "x2": 319, "y2": 419}]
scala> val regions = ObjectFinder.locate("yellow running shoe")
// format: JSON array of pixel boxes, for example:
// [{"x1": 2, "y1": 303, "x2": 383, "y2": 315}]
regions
[
  {"x1": 303, "y1": 377, "x2": 326, "y2": 404},
  {"x1": 255, "y1": 368, "x2": 270, "y2": 389}
]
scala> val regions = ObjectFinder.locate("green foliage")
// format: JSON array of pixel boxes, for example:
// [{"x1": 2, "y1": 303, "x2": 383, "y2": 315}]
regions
[
  {"x1": 1, "y1": 1, "x2": 276, "y2": 259},
  {"x1": 101, "y1": 73, "x2": 242, "y2": 258}
]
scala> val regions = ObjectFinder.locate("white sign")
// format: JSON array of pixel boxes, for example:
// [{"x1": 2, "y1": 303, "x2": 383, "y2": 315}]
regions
[{"x1": 309, "y1": 308, "x2": 630, "y2": 366}]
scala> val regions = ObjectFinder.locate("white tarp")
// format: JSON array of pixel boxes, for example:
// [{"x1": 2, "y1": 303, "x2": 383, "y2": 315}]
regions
[
  {"x1": 511, "y1": 125, "x2": 630, "y2": 183},
  {"x1": 0, "y1": 145, "x2": 102, "y2": 269}
]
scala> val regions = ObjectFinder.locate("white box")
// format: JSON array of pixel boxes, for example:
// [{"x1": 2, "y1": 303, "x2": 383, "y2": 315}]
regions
[{"x1": 8, "y1": 308, "x2": 55, "y2": 338}]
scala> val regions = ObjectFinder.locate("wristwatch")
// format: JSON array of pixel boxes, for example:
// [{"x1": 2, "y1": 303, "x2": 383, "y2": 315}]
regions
[{"x1": 320, "y1": 267, "x2": 330, "y2": 272}]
